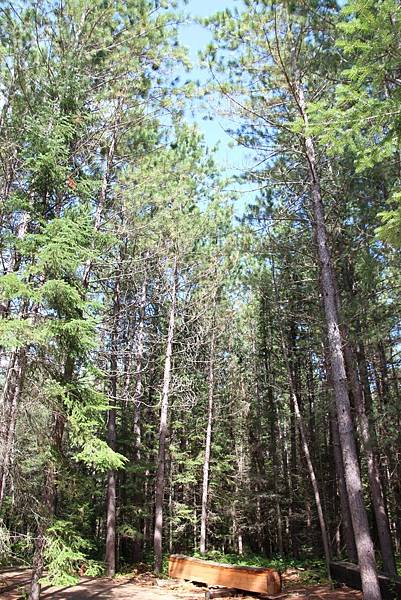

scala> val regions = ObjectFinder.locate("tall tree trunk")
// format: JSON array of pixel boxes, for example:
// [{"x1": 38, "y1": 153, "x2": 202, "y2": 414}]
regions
[
  {"x1": 133, "y1": 276, "x2": 148, "y2": 459},
  {"x1": 329, "y1": 399, "x2": 358, "y2": 561},
  {"x1": 341, "y1": 264, "x2": 396, "y2": 574},
  {"x1": 342, "y1": 339, "x2": 396, "y2": 575},
  {"x1": 259, "y1": 294, "x2": 282, "y2": 555},
  {"x1": 130, "y1": 275, "x2": 148, "y2": 561},
  {"x1": 154, "y1": 257, "x2": 177, "y2": 573},
  {"x1": 105, "y1": 280, "x2": 120, "y2": 577},
  {"x1": 295, "y1": 81, "x2": 381, "y2": 600},
  {"x1": 200, "y1": 325, "x2": 216, "y2": 554}
]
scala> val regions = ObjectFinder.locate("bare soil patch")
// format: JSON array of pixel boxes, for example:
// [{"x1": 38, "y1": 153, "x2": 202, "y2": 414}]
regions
[{"x1": 0, "y1": 569, "x2": 362, "y2": 600}]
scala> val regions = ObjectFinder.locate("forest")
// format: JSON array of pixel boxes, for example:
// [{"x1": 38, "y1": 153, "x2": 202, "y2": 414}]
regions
[{"x1": 0, "y1": 1, "x2": 400, "y2": 599}]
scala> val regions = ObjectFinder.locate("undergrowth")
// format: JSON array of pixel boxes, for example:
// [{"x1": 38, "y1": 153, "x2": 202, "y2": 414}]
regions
[{"x1": 192, "y1": 551, "x2": 327, "y2": 584}]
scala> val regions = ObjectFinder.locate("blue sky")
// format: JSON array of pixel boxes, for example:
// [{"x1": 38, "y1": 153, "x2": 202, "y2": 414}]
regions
[{"x1": 178, "y1": 0, "x2": 254, "y2": 215}]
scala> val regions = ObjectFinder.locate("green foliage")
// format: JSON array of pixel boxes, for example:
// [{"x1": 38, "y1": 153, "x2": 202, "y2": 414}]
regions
[
  {"x1": 41, "y1": 521, "x2": 103, "y2": 586},
  {"x1": 23, "y1": 109, "x2": 77, "y2": 193},
  {"x1": 64, "y1": 381, "x2": 128, "y2": 471},
  {"x1": 74, "y1": 438, "x2": 127, "y2": 472},
  {"x1": 0, "y1": 273, "x2": 32, "y2": 302},
  {"x1": 41, "y1": 280, "x2": 84, "y2": 318},
  {"x1": 311, "y1": 0, "x2": 401, "y2": 245},
  {"x1": 30, "y1": 210, "x2": 95, "y2": 277},
  {"x1": 118, "y1": 524, "x2": 143, "y2": 541},
  {"x1": 376, "y1": 192, "x2": 401, "y2": 247},
  {"x1": 48, "y1": 317, "x2": 98, "y2": 355}
]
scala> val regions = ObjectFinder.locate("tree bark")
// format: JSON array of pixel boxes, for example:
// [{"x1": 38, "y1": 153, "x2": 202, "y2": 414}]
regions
[
  {"x1": 340, "y1": 262, "x2": 396, "y2": 574},
  {"x1": 200, "y1": 325, "x2": 216, "y2": 554},
  {"x1": 105, "y1": 280, "x2": 120, "y2": 577},
  {"x1": 0, "y1": 348, "x2": 27, "y2": 504},
  {"x1": 130, "y1": 275, "x2": 148, "y2": 561},
  {"x1": 0, "y1": 211, "x2": 30, "y2": 504},
  {"x1": 343, "y1": 339, "x2": 397, "y2": 576},
  {"x1": 154, "y1": 256, "x2": 177, "y2": 573},
  {"x1": 294, "y1": 80, "x2": 381, "y2": 600},
  {"x1": 329, "y1": 399, "x2": 358, "y2": 562},
  {"x1": 28, "y1": 463, "x2": 56, "y2": 600},
  {"x1": 133, "y1": 276, "x2": 148, "y2": 460}
]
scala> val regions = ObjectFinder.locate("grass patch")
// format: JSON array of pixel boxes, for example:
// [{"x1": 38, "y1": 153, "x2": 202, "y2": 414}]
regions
[{"x1": 191, "y1": 551, "x2": 327, "y2": 584}]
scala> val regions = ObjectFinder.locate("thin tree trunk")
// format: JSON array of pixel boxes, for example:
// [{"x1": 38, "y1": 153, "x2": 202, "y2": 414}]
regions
[
  {"x1": 294, "y1": 80, "x2": 381, "y2": 599},
  {"x1": 259, "y1": 296, "x2": 282, "y2": 555},
  {"x1": 0, "y1": 348, "x2": 27, "y2": 504},
  {"x1": 280, "y1": 327, "x2": 331, "y2": 580},
  {"x1": 82, "y1": 106, "x2": 119, "y2": 286},
  {"x1": 292, "y1": 388, "x2": 331, "y2": 578},
  {"x1": 0, "y1": 210, "x2": 30, "y2": 504},
  {"x1": 154, "y1": 257, "x2": 177, "y2": 573},
  {"x1": 105, "y1": 280, "x2": 120, "y2": 577},
  {"x1": 133, "y1": 276, "x2": 147, "y2": 459},
  {"x1": 200, "y1": 323, "x2": 216, "y2": 554},
  {"x1": 129, "y1": 275, "x2": 148, "y2": 562}
]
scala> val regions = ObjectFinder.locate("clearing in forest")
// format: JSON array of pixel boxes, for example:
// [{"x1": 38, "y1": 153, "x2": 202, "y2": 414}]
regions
[{"x1": 0, "y1": 569, "x2": 362, "y2": 600}]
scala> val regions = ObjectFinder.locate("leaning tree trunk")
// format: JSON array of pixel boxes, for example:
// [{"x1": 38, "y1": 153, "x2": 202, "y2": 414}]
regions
[
  {"x1": 154, "y1": 257, "x2": 177, "y2": 573},
  {"x1": 328, "y1": 399, "x2": 358, "y2": 562},
  {"x1": 324, "y1": 342, "x2": 357, "y2": 561},
  {"x1": 329, "y1": 394, "x2": 358, "y2": 563},
  {"x1": 291, "y1": 379, "x2": 331, "y2": 579},
  {"x1": 294, "y1": 79, "x2": 381, "y2": 600},
  {"x1": 200, "y1": 324, "x2": 216, "y2": 554},
  {"x1": 342, "y1": 339, "x2": 397, "y2": 576},
  {"x1": 341, "y1": 266, "x2": 397, "y2": 576}
]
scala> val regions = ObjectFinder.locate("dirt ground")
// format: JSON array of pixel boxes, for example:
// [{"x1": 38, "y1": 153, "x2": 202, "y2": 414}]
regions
[{"x1": 0, "y1": 568, "x2": 362, "y2": 600}]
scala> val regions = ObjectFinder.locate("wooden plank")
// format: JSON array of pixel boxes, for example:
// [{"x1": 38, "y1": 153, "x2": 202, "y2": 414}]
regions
[
  {"x1": 168, "y1": 555, "x2": 281, "y2": 595},
  {"x1": 330, "y1": 561, "x2": 401, "y2": 600}
]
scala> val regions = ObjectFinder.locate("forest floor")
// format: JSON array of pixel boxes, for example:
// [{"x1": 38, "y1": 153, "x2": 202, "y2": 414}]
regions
[{"x1": 0, "y1": 568, "x2": 362, "y2": 600}]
